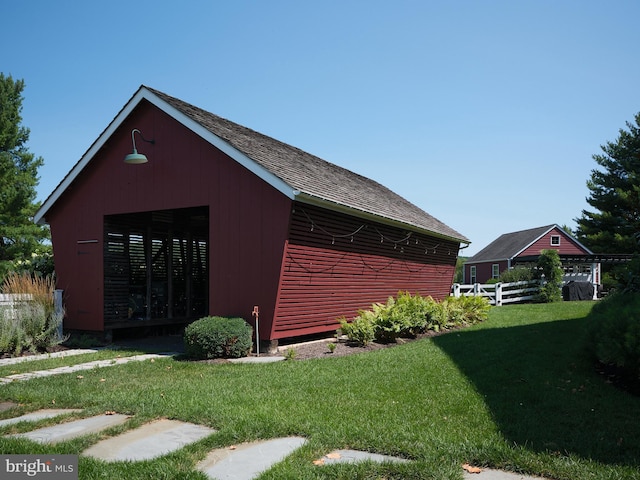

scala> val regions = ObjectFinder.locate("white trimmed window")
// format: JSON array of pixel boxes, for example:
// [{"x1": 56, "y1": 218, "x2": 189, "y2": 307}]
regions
[
  {"x1": 550, "y1": 235, "x2": 561, "y2": 246},
  {"x1": 470, "y1": 266, "x2": 476, "y2": 284},
  {"x1": 492, "y1": 264, "x2": 500, "y2": 279}
]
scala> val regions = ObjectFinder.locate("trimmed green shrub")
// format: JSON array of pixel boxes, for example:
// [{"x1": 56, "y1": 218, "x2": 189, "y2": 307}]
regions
[
  {"x1": 588, "y1": 292, "x2": 640, "y2": 385},
  {"x1": 184, "y1": 316, "x2": 253, "y2": 359}
]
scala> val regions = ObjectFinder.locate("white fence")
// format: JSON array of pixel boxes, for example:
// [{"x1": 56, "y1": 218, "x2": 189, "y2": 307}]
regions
[
  {"x1": 0, "y1": 293, "x2": 33, "y2": 311},
  {"x1": 0, "y1": 291, "x2": 65, "y2": 336},
  {"x1": 451, "y1": 280, "x2": 540, "y2": 306}
]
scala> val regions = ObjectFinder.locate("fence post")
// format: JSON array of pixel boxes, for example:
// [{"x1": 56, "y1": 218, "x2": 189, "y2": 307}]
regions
[
  {"x1": 473, "y1": 283, "x2": 480, "y2": 297},
  {"x1": 54, "y1": 289, "x2": 64, "y2": 338},
  {"x1": 495, "y1": 283, "x2": 502, "y2": 306},
  {"x1": 452, "y1": 283, "x2": 460, "y2": 298}
]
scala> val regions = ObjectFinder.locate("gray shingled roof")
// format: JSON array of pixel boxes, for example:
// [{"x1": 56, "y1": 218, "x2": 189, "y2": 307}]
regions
[
  {"x1": 147, "y1": 87, "x2": 468, "y2": 243},
  {"x1": 466, "y1": 225, "x2": 556, "y2": 262}
]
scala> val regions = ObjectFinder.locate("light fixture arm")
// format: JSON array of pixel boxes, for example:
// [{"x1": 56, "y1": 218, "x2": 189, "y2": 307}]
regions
[
  {"x1": 131, "y1": 128, "x2": 155, "y2": 153},
  {"x1": 124, "y1": 128, "x2": 155, "y2": 164}
]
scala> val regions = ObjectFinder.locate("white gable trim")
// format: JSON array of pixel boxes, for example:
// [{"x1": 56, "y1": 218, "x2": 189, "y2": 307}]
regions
[
  {"x1": 511, "y1": 225, "x2": 557, "y2": 259},
  {"x1": 34, "y1": 86, "x2": 296, "y2": 225},
  {"x1": 512, "y1": 224, "x2": 593, "y2": 259}
]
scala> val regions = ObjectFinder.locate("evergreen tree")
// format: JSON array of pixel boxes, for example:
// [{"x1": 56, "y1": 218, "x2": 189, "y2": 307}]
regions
[
  {"x1": 0, "y1": 74, "x2": 48, "y2": 279},
  {"x1": 575, "y1": 113, "x2": 640, "y2": 253}
]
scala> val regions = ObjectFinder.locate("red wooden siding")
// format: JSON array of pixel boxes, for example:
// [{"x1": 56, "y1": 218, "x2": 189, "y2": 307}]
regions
[
  {"x1": 272, "y1": 204, "x2": 459, "y2": 338},
  {"x1": 518, "y1": 228, "x2": 586, "y2": 257},
  {"x1": 464, "y1": 260, "x2": 508, "y2": 284},
  {"x1": 46, "y1": 100, "x2": 291, "y2": 334}
]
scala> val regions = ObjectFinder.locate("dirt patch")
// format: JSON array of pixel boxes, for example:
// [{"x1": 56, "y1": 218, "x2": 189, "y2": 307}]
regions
[
  {"x1": 277, "y1": 338, "x2": 393, "y2": 360},
  {"x1": 270, "y1": 330, "x2": 450, "y2": 361}
]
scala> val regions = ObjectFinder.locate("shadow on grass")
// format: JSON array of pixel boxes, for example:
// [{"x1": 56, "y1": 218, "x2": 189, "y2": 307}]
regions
[{"x1": 432, "y1": 315, "x2": 640, "y2": 467}]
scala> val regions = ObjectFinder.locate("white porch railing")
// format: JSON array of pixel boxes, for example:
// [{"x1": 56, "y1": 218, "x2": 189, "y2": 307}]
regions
[{"x1": 451, "y1": 280, "x2": 540, "y2": 306}]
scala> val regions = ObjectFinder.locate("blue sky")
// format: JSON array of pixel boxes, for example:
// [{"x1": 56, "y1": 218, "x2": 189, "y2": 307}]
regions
[{"x1": 4, "y1": 0, "x2": 640, "y2": 255}]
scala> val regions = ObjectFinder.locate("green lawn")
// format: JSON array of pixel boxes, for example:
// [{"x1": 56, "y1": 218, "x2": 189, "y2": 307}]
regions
[{"x1": 0, "y1": 301, "x2": 638, "y2": 479}]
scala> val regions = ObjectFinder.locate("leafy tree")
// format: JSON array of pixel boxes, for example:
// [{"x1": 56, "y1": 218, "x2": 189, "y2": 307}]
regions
[
  {"x1": 0, "y1": 74, "x2": 48, "y2": 280},
  {"x1": 575, "y1": 113, "x2": 640, "y2": 253},
  {"x1": 453, "y1": 256, "x2": 466, "y2": 283},
  {"x1": 536, "y1": 249, "x2": 563, "y2": 302}
]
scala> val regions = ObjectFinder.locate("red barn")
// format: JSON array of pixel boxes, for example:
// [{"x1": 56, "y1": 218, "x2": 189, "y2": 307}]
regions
[
  {"x1": 463, "y1": 224, "x2": 597, "y2": 284},
  {"x1": 35, "y1": 86, "x2": 469, "y2": 346}
]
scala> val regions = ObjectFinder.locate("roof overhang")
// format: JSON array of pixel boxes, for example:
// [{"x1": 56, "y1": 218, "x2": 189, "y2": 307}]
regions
[
  {"x1": 34, "y1": 86, "x2": 297, "y2": 225},
  {"x1": 293, "y1": 191, "x2": 469, "y2": 246}
]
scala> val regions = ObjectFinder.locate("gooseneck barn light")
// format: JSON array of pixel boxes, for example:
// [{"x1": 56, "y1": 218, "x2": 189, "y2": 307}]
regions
[{"x1": 124, "y1": 129, "x2": 155, "y2": 164}]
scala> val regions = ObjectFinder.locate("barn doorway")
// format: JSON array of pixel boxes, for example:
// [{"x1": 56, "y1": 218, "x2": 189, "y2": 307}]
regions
[{"x1": 104, "y1": 206, "x2": 208, "y2": 328}]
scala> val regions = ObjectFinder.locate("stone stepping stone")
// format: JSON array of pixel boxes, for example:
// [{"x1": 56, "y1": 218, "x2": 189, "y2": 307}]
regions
[
  {"x1": 0, "y1": 401, "x2": 16, "y2": 412},
  {"x1": 197, "y1": 436, "x2": 307, "y2": 480},
  {"x1": 83, "y1": 419, "x2": 215, "y2": 462},
  {"x1": 317, "y1": 449, "x2": 409, "y2": 465},
  {"x1": 228, "y1": 356, "x2": 285, "y2": 364},
  {"x1": 7, "y1": 414, "x2": 129, "y2": 443},
  {"x1": 0, "y1": 409, "x2": 82, "y2": 428},
  {"x1": 463, "y1": 468, "x2": 548, "y2": 480}
]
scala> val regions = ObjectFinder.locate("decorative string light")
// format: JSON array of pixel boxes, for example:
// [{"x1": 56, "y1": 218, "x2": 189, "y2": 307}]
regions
[
  {"x1": 301, "y1": 208, "x2": 366, "y2": 243},
  {"x1": 374, "y1": 228, "x2": 413, "y2": 246},
  {"x1": 298, "y1": 208, "x2": 457, "y2": 260}
]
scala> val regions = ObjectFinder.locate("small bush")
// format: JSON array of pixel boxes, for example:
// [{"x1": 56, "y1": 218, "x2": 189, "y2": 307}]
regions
[
  {"x1": 588, "y1": 292, "x2": 640, "y2": 385},
  {"x1": 339, "y1": 313, "x2": 375, "y2": 346},
  {"x1": 377, "y1": 292, "x2": 443, "y2": 341},
  {"x1": 339, "y1": 292, "x2": 490, "y2": 345},
  {"x1": 499, "y1": 267, "x2": 534, "y2": 283},
  {"x1": 184, "y1": 316, "x2": 253, "y2": 359},
  {"x1": 447, "y1": 295, "x2": 492, "y2": 325}
]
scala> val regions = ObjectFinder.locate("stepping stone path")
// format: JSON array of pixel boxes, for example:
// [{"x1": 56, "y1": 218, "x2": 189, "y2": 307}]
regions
[
  {"x1": 0, "y1": 348, "x2": 100, "y2": 367},
  {"x1": 0, "y1": 351, "x2": 547, "y2": 480},
  {"x1": 0, "y1": 353, "x2": 170, "y2": 385},
  {"x1": 2, "y1": 409, "x2": 408, "y2": 479},
  {"x1": 84, "y1": 418, "x2": 215, "y2": 461}
]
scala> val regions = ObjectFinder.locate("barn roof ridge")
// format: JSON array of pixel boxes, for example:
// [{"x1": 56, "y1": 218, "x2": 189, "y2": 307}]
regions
[
  {"x1": 35, "y1": 85, "x2": 468, "y2": 243},
  {"x1": 466, "y1": 224, "x2": 592, "y2": 263}
]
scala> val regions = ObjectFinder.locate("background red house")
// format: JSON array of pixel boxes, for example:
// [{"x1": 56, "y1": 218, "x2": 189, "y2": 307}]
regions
[
  {"x1": 463, "y1": 224, "x2": 598, "y2": 285},
  {"x1": 35, "y1": 86, "x2": 469, "y2": 346}
]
